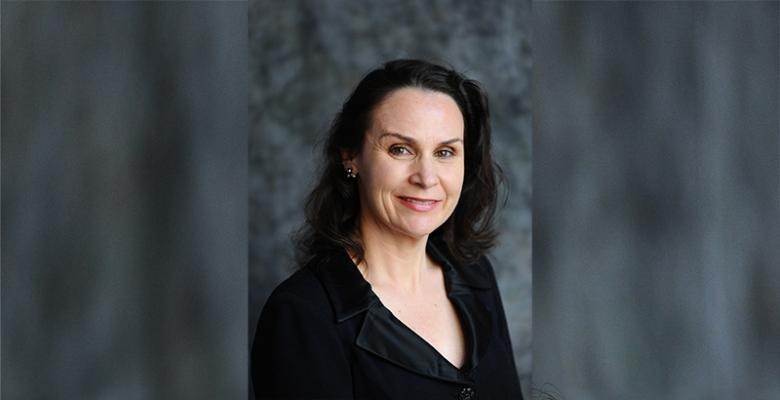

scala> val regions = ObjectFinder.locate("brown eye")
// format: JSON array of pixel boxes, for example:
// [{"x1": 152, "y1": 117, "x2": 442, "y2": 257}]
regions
[
  {"x1": 389, "y1": 145, "x2": 412, "y2": 156},
  {"x1": 435, "y1": 148, "x2": 455, "y2": 158}
]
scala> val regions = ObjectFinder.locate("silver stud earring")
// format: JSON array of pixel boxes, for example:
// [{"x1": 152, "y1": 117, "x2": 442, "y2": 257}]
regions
[{"x1": 346, "y1": 167, "x2": 357, "y2": 179}]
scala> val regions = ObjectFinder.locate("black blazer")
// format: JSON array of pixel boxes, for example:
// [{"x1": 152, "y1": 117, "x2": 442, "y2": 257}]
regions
[{"x1": 251, "y1": 240, "x2": 524, "y2": 400}]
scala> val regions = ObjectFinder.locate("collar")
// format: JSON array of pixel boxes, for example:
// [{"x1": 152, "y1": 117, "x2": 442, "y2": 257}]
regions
[
  {"x1": 309, "y1": 240, "x2": 492, "y2": 323},
  {"x1": 308, "y1": 240, "x2": 494, "y2": 383}
]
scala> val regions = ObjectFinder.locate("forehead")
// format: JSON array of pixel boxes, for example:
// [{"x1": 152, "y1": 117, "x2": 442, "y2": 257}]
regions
[{"x1": 368, "y1": 88, "x2": 464, "y2": 141}]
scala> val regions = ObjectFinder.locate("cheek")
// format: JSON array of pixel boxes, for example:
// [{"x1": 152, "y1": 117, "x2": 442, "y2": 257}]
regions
[
  {"x1": 359, "y1": 160, "x2": 401, "y2": 201},
  {"x1": 445, "y1": 165, "x2": 465, "y2": 197}
]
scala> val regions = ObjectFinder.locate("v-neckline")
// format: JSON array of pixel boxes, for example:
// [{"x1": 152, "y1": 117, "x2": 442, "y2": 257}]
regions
[
  {"x1": 379, "y1": 299, "x2": 468, "y2": 371},
  {"x1": 309, "y1": 239, "x2": 495, "y2": 383},
  {"x1": 363, "y1": 262, "x2": 470, "y2": 372}
]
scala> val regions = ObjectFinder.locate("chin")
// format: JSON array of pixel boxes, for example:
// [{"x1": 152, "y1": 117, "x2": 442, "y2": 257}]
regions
[{"x1": 396, "y1": 221, "x2": 445, "y2": 239}]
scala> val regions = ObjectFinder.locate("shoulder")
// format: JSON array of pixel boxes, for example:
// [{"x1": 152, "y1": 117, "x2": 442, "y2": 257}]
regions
[
  {"x1": 268, "y1": 266, "x2": 323, "y2": 299},
  {"x1": 450, "y1": 253, "x2": 497, "y2": 290},
  {"x1": 428, "y1": 237, "x2": 496, "y2": 289},
  {"x1": 259, "y1": 266, "x2": 332, "y2": 321},
  {"x1": 474, "y1": 254, "x2": 499, "y2": 285},
  {"x1": 251, "y1": 264, "x2": 354, "y2": 398}
]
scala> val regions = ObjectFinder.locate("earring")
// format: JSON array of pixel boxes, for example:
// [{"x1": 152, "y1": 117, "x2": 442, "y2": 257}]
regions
[{"x1": 346, "y1": 167, "x2": 357, "y2": 179}]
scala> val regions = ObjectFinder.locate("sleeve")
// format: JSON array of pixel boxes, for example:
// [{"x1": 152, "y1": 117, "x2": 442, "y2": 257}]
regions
[
  {"x1": 482, "y1": 256, "x2": 524, "y2": 397},
  {"x1": 251, "y1": 290, "x2": 353, "y2": 399}
]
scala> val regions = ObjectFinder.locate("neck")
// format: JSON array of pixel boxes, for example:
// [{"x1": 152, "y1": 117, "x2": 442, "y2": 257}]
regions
[{"x1": 356, "y1": 216, "x2": 432, "y2": 293}]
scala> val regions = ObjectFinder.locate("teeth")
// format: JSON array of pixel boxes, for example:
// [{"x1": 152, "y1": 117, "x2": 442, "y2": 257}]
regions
[{"x1": 405, "y1": 198, "x2": 434, "y2": 205}]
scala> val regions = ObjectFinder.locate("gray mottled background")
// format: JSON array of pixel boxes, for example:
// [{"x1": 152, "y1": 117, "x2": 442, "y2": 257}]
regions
[
  {"x1": 2, "y1": 2, "x2": 246, "y2": 398},
  {"x1": 9, "y1": 2, "x2": 772, "y2": 399},
  {"x1": 534, "y1": 2, "x2": 779, "y2": 399},
  {"x1": 249, "y1": 0, "x2": 532, "y2": 397}
]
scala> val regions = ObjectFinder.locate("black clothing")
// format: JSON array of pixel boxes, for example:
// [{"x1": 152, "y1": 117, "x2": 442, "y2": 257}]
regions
[{"x1": 251, "y1": 241, "x2": 524, "y2": 399}]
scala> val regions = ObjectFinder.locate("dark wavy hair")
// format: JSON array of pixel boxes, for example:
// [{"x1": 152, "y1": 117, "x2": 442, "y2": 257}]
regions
[{"x1": 295, "y1": 59, "x2": 503, "y2": 267}]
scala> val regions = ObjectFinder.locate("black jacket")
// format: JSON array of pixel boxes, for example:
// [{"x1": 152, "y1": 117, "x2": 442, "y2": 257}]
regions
[{"x1": 251, "y1": 240, "x2": 524, "y2": 400}]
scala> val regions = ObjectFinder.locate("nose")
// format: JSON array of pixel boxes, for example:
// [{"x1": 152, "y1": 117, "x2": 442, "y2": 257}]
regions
[{"x1": 409, "y1": 157, "x2": 438, "y2": 188}]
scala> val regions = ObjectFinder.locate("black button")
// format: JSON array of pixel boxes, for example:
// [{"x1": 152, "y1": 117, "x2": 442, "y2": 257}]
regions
[{"x1": 458, "y1": 386, "x2": 476, "y2": 400}]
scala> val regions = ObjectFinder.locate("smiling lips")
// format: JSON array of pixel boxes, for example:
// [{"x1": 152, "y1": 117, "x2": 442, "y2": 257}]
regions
[{"x1": 397, "y1": 196, "x2": 441, "y2": 212}]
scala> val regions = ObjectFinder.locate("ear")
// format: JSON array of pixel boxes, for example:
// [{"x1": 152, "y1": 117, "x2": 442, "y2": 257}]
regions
[{"x1": 340, "y1": 149, "x2": 355, "y2": 167}]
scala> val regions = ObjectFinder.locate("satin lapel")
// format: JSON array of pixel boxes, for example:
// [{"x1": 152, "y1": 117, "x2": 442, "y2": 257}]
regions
[
  {"x1": 427, "y1": 240, "x2": 495, "y2": 372},
  {"x1": 447, "y1": 285, "x2": 494, "y2": 372},
  {"x1": 310, "y1": 243, "x2": 496, "y2": 380},
  {"x1": 355, "y1": 305, "x2": 471, "y2": 384}
]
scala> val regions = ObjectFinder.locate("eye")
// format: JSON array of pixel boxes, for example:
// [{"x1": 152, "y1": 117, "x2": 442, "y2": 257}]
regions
[
  {"x1": 389, "y1": 145, "x2": 413, "y2": 156},
  {"x1": 435, "y1": 148, "x2": 456, "y2": 158}
]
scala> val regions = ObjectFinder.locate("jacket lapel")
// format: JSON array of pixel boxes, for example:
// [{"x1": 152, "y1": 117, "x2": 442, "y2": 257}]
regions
[
  {"x1": 309, "y1": 242, "x2": 495, "y2": 383},
  {"x1": 427, "y1": 240, "x2": 494, "y2": 373},
  {"x1": 356, "y1": 305, "x2": 470, "y2": 384},
  {"x1": 309, "y1": 251, "x2": 378, "y2": 322}
]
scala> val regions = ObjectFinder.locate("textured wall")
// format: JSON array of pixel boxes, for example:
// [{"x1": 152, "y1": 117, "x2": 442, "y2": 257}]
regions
[
  {"x1": 534, "y1": 2, "x2": 779, "y2": 399},
  {"x1": 249, "y1": 0, "x2": 532, "y2": 396},
  {"x1": 2, "y1": 3, "x2": 246, "y2": 398}
]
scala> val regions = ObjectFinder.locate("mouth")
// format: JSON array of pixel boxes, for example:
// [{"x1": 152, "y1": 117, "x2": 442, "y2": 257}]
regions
[{"x1": 397, "y1": 196, "x2": 441, "y2": 212}]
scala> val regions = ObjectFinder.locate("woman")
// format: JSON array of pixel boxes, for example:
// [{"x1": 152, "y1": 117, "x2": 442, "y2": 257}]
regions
[{"x1": 252, "y1": 59, "x2": 523, "y2": 400}]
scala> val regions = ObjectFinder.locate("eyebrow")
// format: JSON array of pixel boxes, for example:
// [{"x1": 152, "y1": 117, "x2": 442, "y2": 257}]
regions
[{"x1": 377, "y1": 132, "x2": 463, "y2": 146}]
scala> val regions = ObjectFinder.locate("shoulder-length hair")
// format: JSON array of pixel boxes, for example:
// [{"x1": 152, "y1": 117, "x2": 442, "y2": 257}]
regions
[{"x1": 296, "y1": 59, "x2": 503, "y2": 267}]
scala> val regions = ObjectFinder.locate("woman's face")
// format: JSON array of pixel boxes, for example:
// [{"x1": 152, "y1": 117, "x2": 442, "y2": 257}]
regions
[{"x1": 351, "y1": 87, "x2": 465, "y2": 241}]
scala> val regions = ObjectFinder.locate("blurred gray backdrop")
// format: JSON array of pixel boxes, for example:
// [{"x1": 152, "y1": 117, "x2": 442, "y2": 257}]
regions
[
  {"x1": 534, "y1": 2, "x2": 779, "y2": 399},
  {"x1": 2, "y1": 2, "x2": 246, "y2": 399},
  {"x1": 249, "y1": 0, "x2": 532, "y2": 397}
]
